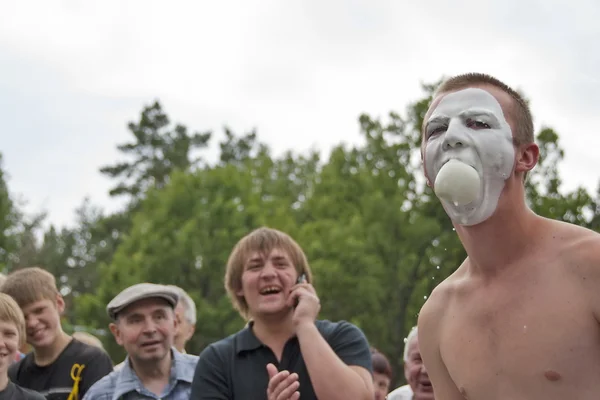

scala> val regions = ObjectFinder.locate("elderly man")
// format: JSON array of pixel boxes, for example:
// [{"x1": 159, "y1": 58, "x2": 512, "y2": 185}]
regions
[
  {"x1": 166, "y1": 286, "x2": 196, "y2": 353},
  {"x1": 83, "y1": 283, "x2": 198, "y2": 400},
  {"x1": 388, "y1": 327, "x2": 434, "y2": 400}
]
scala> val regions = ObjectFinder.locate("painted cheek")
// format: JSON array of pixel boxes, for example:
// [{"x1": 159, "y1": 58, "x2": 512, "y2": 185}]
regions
[{"x1": 423, "y1": 143, "x2": 439, "y2": 183}]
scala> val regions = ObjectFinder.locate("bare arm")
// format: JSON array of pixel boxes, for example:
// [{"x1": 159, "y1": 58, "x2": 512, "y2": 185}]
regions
[
  {"x1": 296, "y1": 322, "x2": 373, "y2": 400},
  {"x1": 418, "y1": 286, "x2": 466, "y2": 400}
]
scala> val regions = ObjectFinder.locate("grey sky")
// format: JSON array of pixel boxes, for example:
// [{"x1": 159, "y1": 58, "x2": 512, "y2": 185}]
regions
[{"x1": 1, "y1": 0, "x2": 599, "y2": 228}]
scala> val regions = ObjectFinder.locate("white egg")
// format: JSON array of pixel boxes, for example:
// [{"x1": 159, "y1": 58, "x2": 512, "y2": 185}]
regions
[{"x1": 434, "y1": 160, "x2": 480, "y2": 206}]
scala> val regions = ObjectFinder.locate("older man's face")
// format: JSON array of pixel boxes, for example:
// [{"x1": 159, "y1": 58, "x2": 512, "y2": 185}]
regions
[
  {"x1": 173, "y1": 301, "x2": 195, "y2": 351},
  {"x1": 405, "y1": 337, "x2": 434, "y2": 400},
  {"x1": 111, "y1": 298, "x2": 177, "y2": 363}
]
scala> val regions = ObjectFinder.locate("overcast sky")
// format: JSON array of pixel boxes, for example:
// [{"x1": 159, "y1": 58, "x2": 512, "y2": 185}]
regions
[{"x1": 1, "y1": 0, "x2": 599, "y2": 228}]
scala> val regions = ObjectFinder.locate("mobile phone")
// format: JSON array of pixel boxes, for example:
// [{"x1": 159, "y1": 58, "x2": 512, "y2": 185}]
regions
[
  {"x1": 294, "y1": 274, "x2": 306, "y2": 308},
  {"x1": 296, "y1": 274, "x2": 306, "y2": 284}
]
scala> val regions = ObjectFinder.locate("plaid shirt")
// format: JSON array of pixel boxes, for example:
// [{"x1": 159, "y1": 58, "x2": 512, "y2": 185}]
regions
[{"x1": 83, "y1": 349, "x2": 198, "y2": 400}]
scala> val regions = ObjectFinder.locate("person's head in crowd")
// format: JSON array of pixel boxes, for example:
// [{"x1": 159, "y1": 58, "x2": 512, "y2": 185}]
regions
[
  {"x1": 404, "y1": 326, "x2": 433, "y2": 400},
  {"x1": 166, "y1": 285, "x2": 196, "y2": 353},
  {"x1": 371, "y1": 347, "x2": 393, "y2": 400},
  {"x1": 108, "y1": 283, "x2": 179, "y2": 367},
  {"x1": 224, "y1": 227, "x2": 313, "y2": 321},
  {"x1": 0, "y1": 293, "x2": 25, "y2": 369},
  {"x1": 0, "y1": 267, "x2": 67, "y2": 351},
  {"x1": 0, "y1": 273, "x2": 7, "y2": 288},
  {"x1": 72, "y1": 331, "x2": 104, "y2": 350}
]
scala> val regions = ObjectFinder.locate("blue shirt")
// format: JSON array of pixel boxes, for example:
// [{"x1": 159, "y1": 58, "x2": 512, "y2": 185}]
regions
[{"x1": 83, "y1": 349, "x2": 198, "y2": 400}]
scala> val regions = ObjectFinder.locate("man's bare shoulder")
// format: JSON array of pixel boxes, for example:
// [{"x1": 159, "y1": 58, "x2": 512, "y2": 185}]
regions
[
  {"x1": 547, "y1": 219, "x2": 600, "y2": 266},
  {"x1": 419, "y1": 260, "x2": 468, "y2": 328},
  {"x1": 544, "y1": 219, "x2": 600, "y2": 319}
]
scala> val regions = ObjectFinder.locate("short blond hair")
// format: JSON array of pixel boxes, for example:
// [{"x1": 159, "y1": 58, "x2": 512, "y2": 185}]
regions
[
  {"x1": 1, "y1": 267, "x2": 59, "y2": 308},
  {"x1": 225, "y1": 227, "x2": 313, "y2": 320},
  {"x1": 433, "y1": 73, "x2": 534, "y2": 146},
  {"x1": 0, "y1": 293, "x2": 26, "y2": 346}
]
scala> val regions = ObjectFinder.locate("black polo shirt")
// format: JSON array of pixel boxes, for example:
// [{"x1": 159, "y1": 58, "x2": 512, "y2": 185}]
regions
[{"x1": 190, "y1": 319, "x2": 372, "y2": 399}]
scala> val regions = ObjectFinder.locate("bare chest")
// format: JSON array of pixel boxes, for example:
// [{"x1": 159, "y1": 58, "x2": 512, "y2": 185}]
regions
[{"x1": 440, "y1": 270, "x2": 600, "y2": 399}]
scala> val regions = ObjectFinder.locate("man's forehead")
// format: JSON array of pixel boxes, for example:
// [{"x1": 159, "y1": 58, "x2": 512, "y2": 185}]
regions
[
  {"x1": 425, "y1": 85, "x2": 514, "y2": 127},
  {"x1": 248, "y1": 248, "x2": 290, "y2": 261},
  {"x1": 120, "y1": 297, "x2": 172, "y2": 316},
  {"x1": 427, "y1": 87, "x2": 505, "y2": 118}
]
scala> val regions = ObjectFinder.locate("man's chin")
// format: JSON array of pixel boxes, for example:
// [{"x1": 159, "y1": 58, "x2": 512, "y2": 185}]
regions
[
  {"x1": 256, "y1": 305, "x2": 292, "y2": 319},
  {"x1": 28, "y1": 336, "x2": 53, "y2": 349}
]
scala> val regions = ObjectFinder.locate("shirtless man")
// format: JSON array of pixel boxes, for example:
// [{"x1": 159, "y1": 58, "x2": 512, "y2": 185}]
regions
[{"x1": 417, "y1": 73, "x2": 600, "y2": 399}]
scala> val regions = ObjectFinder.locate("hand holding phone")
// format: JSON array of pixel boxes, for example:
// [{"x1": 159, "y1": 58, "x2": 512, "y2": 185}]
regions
[{"x1": 296, "y1": 274, "x2": 306, "y2": 285}]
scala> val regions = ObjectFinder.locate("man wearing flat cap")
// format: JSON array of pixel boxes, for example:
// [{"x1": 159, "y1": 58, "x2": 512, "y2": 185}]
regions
[{"x1": 83, "y1": 283, "x2": 199, "y2": 400}]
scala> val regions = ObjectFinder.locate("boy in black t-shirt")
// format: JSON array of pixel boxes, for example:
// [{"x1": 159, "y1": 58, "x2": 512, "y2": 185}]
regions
[
  {"x1": 0, "y1": 293, "x2": 44, "y2": 400},
  {"x1": 1, "y1": 267, "x2": 113, "y2": 399}
]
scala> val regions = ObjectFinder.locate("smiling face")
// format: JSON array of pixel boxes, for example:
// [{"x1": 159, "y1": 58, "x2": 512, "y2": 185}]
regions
[
  {"x1": 422, "y1": 87, "x2": 516, "y2": 226},
  {"x1": 22, "y1": 297, "x2": 64, "y2": 350},
  {"x1": 110, "y1": 297, "x2": 177, "y2": 364},
  {"x1": 404, "y1": 336, "x2": 434, "y2": 400},
  {"x1": 237, "y1": 248, "x2": 299, "y2": 319},
  {"x1": 0, "y1": 320, "x2": 19, "y2": 371}
]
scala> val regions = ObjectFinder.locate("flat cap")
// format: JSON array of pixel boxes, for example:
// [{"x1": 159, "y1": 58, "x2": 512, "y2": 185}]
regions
[{"x1": 107, "y1": 283, "x2": 179, "y2": 320}]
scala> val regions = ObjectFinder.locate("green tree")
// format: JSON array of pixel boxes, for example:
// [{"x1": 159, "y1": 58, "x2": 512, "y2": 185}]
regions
[
  {"x1": 0, "y1": 154, "x2": 19, "y2": 272},
  {"x1": 100, "y1": 100, "x2": 211, "y2": 200}
]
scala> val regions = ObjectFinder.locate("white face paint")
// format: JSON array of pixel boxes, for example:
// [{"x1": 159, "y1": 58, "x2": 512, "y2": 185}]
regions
[{"x1": 423, "y1": 88, "x2": 515, "y2": 226}]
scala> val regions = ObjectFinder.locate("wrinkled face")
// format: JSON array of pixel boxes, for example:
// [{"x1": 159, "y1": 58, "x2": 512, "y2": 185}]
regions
[
  {"x1": 173, "y1": 301, "x2": 195, "y2": 351},
  {"x1": 404, "y1": 337, "x2": 433, "y2": 400},
  {"x1": 237, "y1": 248, "x2": 299, "y2": 319},
  {"x1": 111, "y1": 298, "x2": 177, "y2": 364},
  {"x1": 22, "y1": 297, "x2": 64, "y2": 349},
  {"x1": 0, "y1": 320, "x2": 19, "y2": 371},
  {"x1": 423, "y1": 88, "x2": 516, "y2": 226},
  {"x1": 373, "y1": 372, "x2": 391, "y2": 400}
]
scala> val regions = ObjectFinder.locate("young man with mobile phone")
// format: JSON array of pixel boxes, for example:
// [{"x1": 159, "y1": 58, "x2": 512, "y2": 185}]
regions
[{"x1": 190, "y1": 227, "x2": 374, "y2": 400}]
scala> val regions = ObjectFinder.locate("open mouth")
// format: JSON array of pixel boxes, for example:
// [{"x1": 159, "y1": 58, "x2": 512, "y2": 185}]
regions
[
  {"x1": 259, "y1": 286, "x2": 282, "y2": 296},
  {"x1": 418, "y1": 380, "x2": 433, "y2": 391}
]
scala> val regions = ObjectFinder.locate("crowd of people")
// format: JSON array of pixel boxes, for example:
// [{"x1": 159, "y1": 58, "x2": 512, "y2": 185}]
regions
[
  {"x1": 0, "y1": 229, "x2": 425, "y2": 400},
  {"x1": 0, "y1": 72, "x2": 598, "y2": 399}
]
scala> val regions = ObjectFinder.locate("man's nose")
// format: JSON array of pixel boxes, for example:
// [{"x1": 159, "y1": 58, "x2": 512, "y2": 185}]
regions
[
  {"x1": 142, "y1": 320, "x2": 158, "y2": 334},
  {"x1": 442, "y1": 122, "x2": 470, "y2": 151},
  {"x1": 259, "y1": 263, "x2": 277, "y2": 279},
  {"x1": 25, "y1": 316, "x2": 38, "y2": 329}
]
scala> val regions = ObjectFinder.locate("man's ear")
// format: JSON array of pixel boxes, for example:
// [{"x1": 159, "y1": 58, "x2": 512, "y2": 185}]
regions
[
  {"x1": 55, "y1": 294, "x2": 66, "y2": 315},
  {"x1": 109, "y1": 322, "x2": 123, "y2": 346},
  {"x1": 172, "y1": 309, "x2": 179, "y2": 331},
  {"x1": 515, "y1": 142, "x2": 539, "y2": 174}
]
